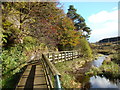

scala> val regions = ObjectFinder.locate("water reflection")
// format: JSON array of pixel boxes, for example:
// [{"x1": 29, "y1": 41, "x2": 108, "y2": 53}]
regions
[
  {"x1": 90, "y1": 76, "x2": 119, "y2": 88},
  {"x1": 92, "y1": 55, "x2": 107, "y2": 67},
  {"x1": 82, "y1": 55, "x2": 120, "y2": 89}
]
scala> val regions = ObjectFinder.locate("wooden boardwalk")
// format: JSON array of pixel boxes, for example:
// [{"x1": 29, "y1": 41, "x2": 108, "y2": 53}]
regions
[
  {"x1": 16, "y1": 60, "x2": 49, "y2": 89},
  {"x1": 15, "y1": 50, "x2": 81, "y2": 89}
]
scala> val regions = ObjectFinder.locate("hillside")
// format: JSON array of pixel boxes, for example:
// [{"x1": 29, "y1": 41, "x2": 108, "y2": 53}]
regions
[{"x1": 98, "y1": 36, "x2": 120, "y2": 44}]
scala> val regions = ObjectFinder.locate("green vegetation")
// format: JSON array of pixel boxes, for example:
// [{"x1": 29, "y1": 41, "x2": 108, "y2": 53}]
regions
[
  {"x1": 100, "y1": 61, "x2": 120, "y2": 79},
  {"x1": 79, "y1": 37, "x2": 93, "y2": 58},
  {"x1": 89, "y1": 40, "x2": 120, "y2": 81},
  {"x1": 91, "y1": 42, "x2": 118, "y2": 55},
  {"x1": 67, "y1": 5, "x2": 91, "y2": 38},
  {"x1": 86, "y1": 59, "x2": 120, "y2": 79},
  {"x1": 54, "y1": 58, "x2": 92, "y2": 88},
  {"x1": 111, "y1": 53, "x2": 120, "y2": 65},
  {"x1": 1, "y1": 41, "x2": 47, "y2": 88}
]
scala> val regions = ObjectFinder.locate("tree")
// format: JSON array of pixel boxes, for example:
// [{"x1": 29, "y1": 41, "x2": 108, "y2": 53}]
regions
[
  {"x1": 67, "y1": 5, "x2": 91, "y2": 38},
  {"x1": 2, "y1": 2, "x2": 32, "y2": 46},
  {"x1": 29, "y1": 2, "x2": 64, "y2": 46},
  {"x1": 56, "y1": 16, "x2": 80, "y2": 50}
]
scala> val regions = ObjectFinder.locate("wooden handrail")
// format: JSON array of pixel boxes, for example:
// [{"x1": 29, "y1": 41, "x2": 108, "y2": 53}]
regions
[
  {"x1": 42, "y1": 53, "x2": 61, "y2": 88},
  {"x1": 46, "y1": 50, "x2": 81, "y2": 63},
  {"x1": 48, "y1": 50, "x2": 79, "y2": 54},
  {"x1": 41, "y1": 50, "x2": 81, "y2": 88},
  {"x1": 42, "y1": 54, "x2": 61, "y2": 76}
]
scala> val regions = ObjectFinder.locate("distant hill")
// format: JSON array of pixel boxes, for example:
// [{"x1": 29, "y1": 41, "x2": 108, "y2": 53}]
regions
[{"x1": 98, "y1": 36, "x2": 120, "y2": 43}]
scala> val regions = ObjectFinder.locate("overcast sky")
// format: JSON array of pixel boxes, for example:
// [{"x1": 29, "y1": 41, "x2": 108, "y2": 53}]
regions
[{"x1": 60, "y1": 1, "x2": 119, "y2": 43}]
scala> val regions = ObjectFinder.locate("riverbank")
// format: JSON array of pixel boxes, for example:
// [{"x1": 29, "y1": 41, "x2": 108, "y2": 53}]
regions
[
  {"x1": 86, "y1": 55, "x2": 120, "y2": 79},
  {"x1": 85, "y1": 54, "x2": 120, "y2": 89},
  {"x1": 54, "y1": 57, "x2": 93, "y2": 88},
  {"x1": 55, "y1": 53, "x2": 120, "y2": 88},
  {"x1": 86, "y1": 58, "x2": 120, "y2": 80}
]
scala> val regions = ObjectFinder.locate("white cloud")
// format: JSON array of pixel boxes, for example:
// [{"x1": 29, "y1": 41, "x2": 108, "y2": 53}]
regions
[
  {"x1": 112, "y1": 7, "x2": 117, "y2": 10},
  {"x1": 88, "y1": 10, "x2": 117, "y2": 23},
  {"x1": 90, "y1": 76, "x2": 118, "y2": 88},
  {"x1": 88, "y1": 9, "x2": 118, "y2": 42}
]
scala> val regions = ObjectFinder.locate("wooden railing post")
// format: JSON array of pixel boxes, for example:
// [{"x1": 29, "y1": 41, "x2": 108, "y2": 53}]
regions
[
  {"x1": 78, "y1": 51, "x2": 80, "y2": 58},
  {"x1": 60, "y1": 52, "x2": 62, "y2": 61},
  {"x1": 72, "y1": 52, "x2": 73, "y2": 60},
  {"x1": 68, "y1": 52, "x2": 70, "y2": 60},
  {"x1": 47, "y1": 53, "x2": 49, "y2": 58},
  {"x1": 70, "y1": 52, "x2": 72, "y2": 60},
  {"x1": 46, "y1": 50, "x2": 81, "y2": 63},
  {"x1": 56, "y1": 53, "x2": 59, "y2": 63},
  {"x1": 64, "y1": 52, "x2": 66, "y2": 61},
  {"x1": 66, "y1": 52, "x2": 68, "y2": 61}
]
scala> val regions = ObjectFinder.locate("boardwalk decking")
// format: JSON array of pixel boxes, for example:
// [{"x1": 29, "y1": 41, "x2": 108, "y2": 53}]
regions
[
  {"x1": 16, "y1": 50, "x2": 81, "y2": 89},
  {"x1": 16, "y1": 60, "x2": 48, "y2": 89}
]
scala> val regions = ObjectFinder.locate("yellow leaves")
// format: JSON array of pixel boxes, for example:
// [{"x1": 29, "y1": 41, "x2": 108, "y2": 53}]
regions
[
  {"x1": 59, "y1": 30, "x2": 80, "y2": 47},
  {"x1": 56, "y1": 16, "x2": 81, "y2": 48}
]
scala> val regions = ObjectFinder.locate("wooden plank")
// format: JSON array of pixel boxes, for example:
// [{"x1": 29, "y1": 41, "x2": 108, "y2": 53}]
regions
[
  {"x1": 34, "y1": 74, "x2": 46, "y2": 86},
  {"x1": 34, "y1": 85, "x2": 48, "y2": 88},
  {"x1": 34, "y1": 64, "x2": 48, "y2": 88},
  {"x1": 16, "y1": 65, "x2": 32, "y2": 89}
]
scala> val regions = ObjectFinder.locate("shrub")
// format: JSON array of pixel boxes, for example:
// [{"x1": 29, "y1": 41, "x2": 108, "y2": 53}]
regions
[
  {"x1": 1, "y1": 44, "x2": 27, "y2": 87},
  {"x1": 79, "y1": 37, "x2": 93, "y2": 58}
]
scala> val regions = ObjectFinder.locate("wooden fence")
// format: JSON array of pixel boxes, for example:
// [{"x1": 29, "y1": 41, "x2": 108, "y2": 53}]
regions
[{"x1": 45, "y1": 50, "x2": 81, "y2": 63}]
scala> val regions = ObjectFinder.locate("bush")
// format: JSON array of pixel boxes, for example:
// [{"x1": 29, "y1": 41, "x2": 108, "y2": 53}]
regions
[
  {"x1": 79, "y1": 37, "x2": 93, "y2": 58},
  {"x1": 111, "y1": 53, "x2": 120, "y2": 65},
  {"x1": 1, "y1": 44, "x2": 28, "y2": 88},
  {"x1": 1, "y1": 34, "x2": 49, "y2": 88},
  {"x1": 86, "y1": 61, "x2": 120, "y2": 79}
]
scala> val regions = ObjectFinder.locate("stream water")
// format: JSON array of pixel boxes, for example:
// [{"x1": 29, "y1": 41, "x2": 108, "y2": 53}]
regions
[{"x1": 83, "y1": 55, "x2": 120, "y2": 89}]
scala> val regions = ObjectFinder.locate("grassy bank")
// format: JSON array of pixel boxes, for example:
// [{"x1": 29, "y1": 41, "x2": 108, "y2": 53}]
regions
[
  {"x1": 86, "y1": 59, "x2": 120, "y2": 80},
  {"x1": 54, "y1": 57, "x2": 93, "y2": 88}
]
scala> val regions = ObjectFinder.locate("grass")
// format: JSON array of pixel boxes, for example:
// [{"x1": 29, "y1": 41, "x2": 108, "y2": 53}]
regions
[
  {"x1": 86, "y1": 61, "x2": 120, "y2": 79},
  {"x1": 100, "y1": 62, "x2": 120, "y2": 79},
  {"x1": 54, "y1": 57, "x2": 92, "y2": 88}
]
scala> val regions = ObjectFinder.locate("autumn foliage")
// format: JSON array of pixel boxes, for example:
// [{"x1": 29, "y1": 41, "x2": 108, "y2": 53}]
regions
[{"x1": 2, "y1": 2, "x2": 83, "y2": 50}]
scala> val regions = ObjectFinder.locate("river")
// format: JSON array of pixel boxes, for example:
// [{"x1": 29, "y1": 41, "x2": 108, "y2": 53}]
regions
[{"x1": 83, "y1": 55, "x2": 120, "y2": 89}]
